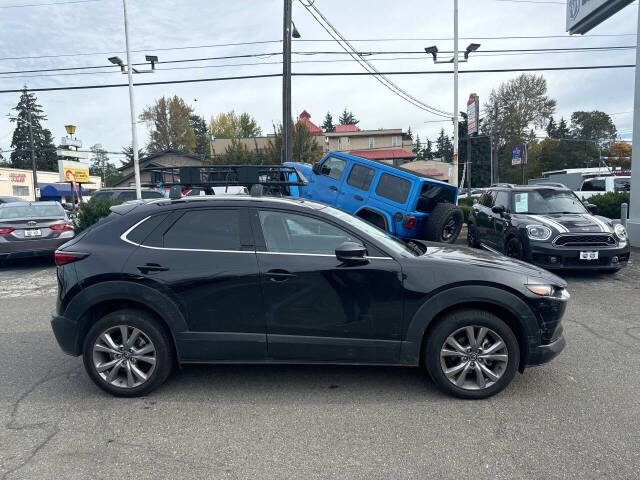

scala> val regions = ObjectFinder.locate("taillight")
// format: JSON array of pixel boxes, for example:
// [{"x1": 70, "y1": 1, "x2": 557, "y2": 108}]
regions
[
  {"x1": 55, "y1": 252, "x2": 87, "y2": 266},
  {"x1": 50, "y1": 223, "x2": 74, "y2": 231},
  {"x1": 402, "y1": 215, "x2": 416, "y2": 229},
  {"x1": 0, "y1": 227, "x2": 14, "y2": 234}
]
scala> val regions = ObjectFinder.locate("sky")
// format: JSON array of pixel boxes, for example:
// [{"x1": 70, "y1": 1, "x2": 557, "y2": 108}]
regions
[{"x1": 0, "y1": 0, "x2": 637, "y2": 166}]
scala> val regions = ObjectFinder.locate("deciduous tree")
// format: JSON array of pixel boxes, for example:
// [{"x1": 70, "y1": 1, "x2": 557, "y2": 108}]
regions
[
  {"x1": 140, "y1": 96, "x2": 196, "y2": 153},
  {"x1": 209, "y1": 111, "x2": 262, "y2": 138}
]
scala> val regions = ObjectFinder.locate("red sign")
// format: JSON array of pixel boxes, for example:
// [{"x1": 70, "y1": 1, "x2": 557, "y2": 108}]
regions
[{"x1": 9, "y1": 173, "x2": 26, "y2": 183}]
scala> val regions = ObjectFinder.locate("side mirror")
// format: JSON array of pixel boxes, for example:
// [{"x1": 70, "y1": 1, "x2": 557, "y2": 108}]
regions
[
  {"x1": 491, "y1": 205, "x2": 506, "y2": 215},
  {"x1": 312, "y1": 162, "x2": 321, "y2": 175},
  {"x1": 335, "y1": 242, "x2": 368, "y2": 264},
  {"x1": 585, "y1": 203, "x2": 598, "y2": 214}
]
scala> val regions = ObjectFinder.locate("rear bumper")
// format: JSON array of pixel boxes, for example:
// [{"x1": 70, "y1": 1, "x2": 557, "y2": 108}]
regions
[
  {"x1": 51, "y1": 311, "x2": 81, "y2": 356},
  {"x1": 527, "y1": 242, "x2": 630, "y2": 270},
  {"x1": 0, "y1": 237, "x2": 72, "y2": 259}
]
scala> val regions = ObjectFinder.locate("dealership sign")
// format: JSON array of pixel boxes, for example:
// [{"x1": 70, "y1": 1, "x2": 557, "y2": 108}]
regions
[
  {"x1": 467, "y1": 93, "x2": 479, "y2": 136},
  {"x1": 512, "y1": 146, "x2": 525, "y2": 166},
  {"x1": 58, "y1": 159, "x2": 90, "y2": 183},
  {"x1": 567, "y1": 0, "x2": 634, "y2": 35}
]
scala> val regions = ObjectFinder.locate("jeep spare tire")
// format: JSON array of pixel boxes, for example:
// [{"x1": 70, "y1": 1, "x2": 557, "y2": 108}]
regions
[{"x1": 425, "y1": 203, "x2": 463, "y2": 243}]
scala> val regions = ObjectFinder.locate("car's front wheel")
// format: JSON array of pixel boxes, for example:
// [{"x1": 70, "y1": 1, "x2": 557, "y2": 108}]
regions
[
  {"x1": 82, "y1": 309, "x2": 173, "y2": 397},
  {"x1": 425, "y1": 309, "x2": 520, "y2": 399}
]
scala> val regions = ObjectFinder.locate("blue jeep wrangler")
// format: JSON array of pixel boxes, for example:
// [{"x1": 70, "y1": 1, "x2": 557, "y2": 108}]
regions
[{"x1": 286, "y1": 152, "x2": 463, "y2": 243}]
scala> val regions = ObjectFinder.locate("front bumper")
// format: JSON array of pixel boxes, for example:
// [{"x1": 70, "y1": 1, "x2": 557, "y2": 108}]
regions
[
  {"x1": 526, "y1": 242, "x2": 630, "y2": 270},
  {"x1": 524, "y1": 331, "x2": 566, "y2": 367},
  {"x1": 51, "y1": 312, "x2": 81, "y2": 356}
]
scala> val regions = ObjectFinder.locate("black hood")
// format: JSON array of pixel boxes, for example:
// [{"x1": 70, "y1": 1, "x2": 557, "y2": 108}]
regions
[{"x1": 513, "y1": 213, "x2": 612, "y2": 234}]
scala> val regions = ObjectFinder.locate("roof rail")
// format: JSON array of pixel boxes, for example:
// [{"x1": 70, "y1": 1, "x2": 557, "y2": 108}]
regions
[
  {"x1": 490, "y1": 183, "x2": 514, "y2": 188},
  {"x1": 141, "y1": 164, "x2": 307, "y2": 196},
  {"x1": 535, "y1": 182, "x2": 569, "y2": 189}
]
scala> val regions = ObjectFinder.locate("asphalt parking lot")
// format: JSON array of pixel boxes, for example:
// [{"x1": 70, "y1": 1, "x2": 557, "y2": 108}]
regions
[{"x1": 1, "y1": 253, "x2": 639, "y2": 480}]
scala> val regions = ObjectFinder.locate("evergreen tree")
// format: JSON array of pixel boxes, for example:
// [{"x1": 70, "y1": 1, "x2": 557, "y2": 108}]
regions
[
  {"x1": 556, "y1": 117, "x2": 570, "y2": 138},
  {"x1": 412, "y1": 134, "x2": 422, "y2": 160},
  {"x1": 434, "y1": 128, "x2": 454, "y2": 162},
  {"x1": 120, "y1": 145, "x2": 146, "y2": 167},
  {"x1": 321, "y1": 112, "x2": 335, "y2": 132},
  {"x1": 189, "y1": 114, "x2": 209, "y2": 158},
  {"x1": 338, "y1": 108, "x2": 359, "y2": 126},
  {"x1": 9, "y1": 87, "x2": 57, "y2": 171},
  {"x1": 264, "y1": 121, "x2": 323, "y2": 165},
  {"x1": 406, "y1": 126, "x2": 413, "y2": 140},
  {"x1": 89, "y1": 144, "x2": 123, "y2": 187},
  {"x1": 423, "y1": 140, "x2": 434, "y2": 161},
  {"x1": 546, "y1": 117, "x2": 557, "y2": 138}
]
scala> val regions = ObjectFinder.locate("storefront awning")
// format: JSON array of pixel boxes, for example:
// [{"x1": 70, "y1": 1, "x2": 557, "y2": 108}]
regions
[{"x1": 38, "y1": 183, "x2": 87, "y2": 197}]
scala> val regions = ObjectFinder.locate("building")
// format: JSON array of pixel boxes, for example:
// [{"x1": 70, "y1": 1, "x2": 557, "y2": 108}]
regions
[
  {"x1": 0, "y1": 166, "x2": 102, "y2": 202},
  {"x1": 114, "y1": 150, "x2": 205, "y2": 187},
  {"x1": 209, "y1": 110, "x2": 416, "y2": 165},
  {"x1": 396, "y1": 160, "x2": 456, "y2": 184}
]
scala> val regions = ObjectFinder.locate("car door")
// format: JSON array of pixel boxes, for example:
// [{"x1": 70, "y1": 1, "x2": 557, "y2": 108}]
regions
[
  {"x1": 336, "y1": 162, "x2": 375, "y2": 214},
  {"x1": 473, "y1": 191, "x2": 494, "y2": 244},
  {"x1": 311, "y1": 156, "x2": 348, "y2": 206},
  {"x1": 122, "y1": 207, "x2": 266, "y2": 362},
  {"x1": 251, "y1": 208, "x2": 404, "y2": 363},
  {"x1": 491, "y1": 191, "x2": 511, "y2": 249}
]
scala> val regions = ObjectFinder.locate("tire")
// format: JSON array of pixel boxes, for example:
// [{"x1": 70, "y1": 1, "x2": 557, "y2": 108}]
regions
[
  {"x1": 425, "y1": 309, "x2": 520, "y2": 399},
  {"x1": 82, "y1": 309, "x2": 173, "y2": 397},
  {"x1": 466, "y1": 222, "x2": 480, "y2": 248},
  {"x1": 505, "y1": 237, "x2": 524, "y2": 260},
  {"x1": 425, "y1": 203, "x2": 464, "y2": 243}
]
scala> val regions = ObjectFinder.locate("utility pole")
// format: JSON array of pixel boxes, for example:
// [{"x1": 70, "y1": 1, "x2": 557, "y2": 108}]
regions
[
  {"x1": 122, "y1": 0, "x2": 142, "y2": 200},
  {"x1": 452, "y1": 0, "x2": 459, "y2": 188},
  {"x1": 27, "y1": 109, "x2": 38, "y2": 201},
  {"x1": 282, "y1": 0, "x2": 293, "y2": 164},
  {"x1": 466, "y1": 133, "x2": 471, "y2": 193}
]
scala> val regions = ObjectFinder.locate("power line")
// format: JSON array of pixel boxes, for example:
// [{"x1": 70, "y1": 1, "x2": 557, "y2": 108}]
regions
[
  {"x1": 0, "y1": 64, "x2": 635, "y2": 94},
  {"x1": 299, "y1": 0, "x2": 452, "y2": 118},
  {"x1": 0, "y1": 0, "x2": 103, "y2": 8}
]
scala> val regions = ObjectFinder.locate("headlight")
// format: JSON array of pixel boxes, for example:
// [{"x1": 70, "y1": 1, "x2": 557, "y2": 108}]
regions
[
  {"x1": 526, "y1": 284, "x2": 570, "y2": 300},
  {"x1": 526, "y1": 225, "x2": 552, "y2": 241},
  {"x1": 614, "y1": 223, "x2": 627, "y2": 240}
]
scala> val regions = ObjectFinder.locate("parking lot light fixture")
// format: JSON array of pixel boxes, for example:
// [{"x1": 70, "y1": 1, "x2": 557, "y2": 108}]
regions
[{"x1": 465, "y1": 43, "x2": 481, "y2": 59}]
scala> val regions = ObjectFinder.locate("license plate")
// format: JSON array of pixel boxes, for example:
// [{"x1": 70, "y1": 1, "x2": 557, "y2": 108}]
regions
[
  {"x1": 24, "y1": 229, "x2": 41, "y2": 237},
  {"x1": 580, "y1": 251, "x2": 598, "y2": 260}
]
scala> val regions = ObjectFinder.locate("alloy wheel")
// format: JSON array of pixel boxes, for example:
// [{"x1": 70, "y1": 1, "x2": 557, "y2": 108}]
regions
[
  {"x1": 441, "y1": 217, "x2": 457, "y2": 241},
  {"x1": 440, "y1": 325, "x2": 508, "y2": 390},
  {"x1": 92, "y1": 325, "x2": 157, "y2": 389}
]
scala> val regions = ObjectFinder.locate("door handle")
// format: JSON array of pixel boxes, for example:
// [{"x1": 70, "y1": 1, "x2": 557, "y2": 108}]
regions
[
  {"x1": 137, "y1": 263, "x2": 169, "y2": 274},
  {"x1": 353, "y1": 194, "x2": 364, "y2": 201},
  {"x1": 329, "y1": 185, "x2": 338, "y2": 191},
  {"x1": 265, "y1": 269, "x2": 296, "y2": 282}
]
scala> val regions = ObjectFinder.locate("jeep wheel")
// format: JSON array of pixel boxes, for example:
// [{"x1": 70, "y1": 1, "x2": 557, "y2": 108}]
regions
[
  {"x1": 425, "y1": 203, "x2": 463, "y2": 244},
  {"x1": 82, "y1": 309, "x2": 173, "y2": 397},
  {"x1": 425, "y1": 309, "x2": 519, "y2": 399}
]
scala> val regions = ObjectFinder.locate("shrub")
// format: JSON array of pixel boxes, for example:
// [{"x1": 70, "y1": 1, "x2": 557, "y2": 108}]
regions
[
  {"x1": 76, "y1": 199, "x2": 122, "y2": 232},
  {"x1": 457, "y1": 196, "x2": 477, "y2": 207},
  {"x1": 459, "y1": 204, "x2": 472, "y2": 223},
  {"x1": 586, "y1": 191, "x2": 630, "y2": 219}
]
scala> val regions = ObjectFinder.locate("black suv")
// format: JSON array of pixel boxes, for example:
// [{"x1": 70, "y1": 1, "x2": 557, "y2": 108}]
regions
[
  {"x1": 467, "y1": 184, "x2": 630, "y2": 271},
  {"x1": 51, "y1": 195, "x2": 568, "y2": 399}
]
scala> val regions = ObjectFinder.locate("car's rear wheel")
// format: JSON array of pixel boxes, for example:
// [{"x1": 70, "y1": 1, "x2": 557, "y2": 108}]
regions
[
  {"x1": 425, "y1": 203, "x2": 463, "y2": 244},
  {"x1": 425, "y1": 309, "x2": 519, "y2": 399},
  {"x1": 82, "y1": 309, "x2": 173, "y2": 397}
]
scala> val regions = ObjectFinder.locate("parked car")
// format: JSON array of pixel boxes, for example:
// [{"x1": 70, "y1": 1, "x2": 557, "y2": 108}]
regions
[
  {"x1": 51, "y1": 194, "x2": 568, "y2": 399},
  {"x1": 0, "y1": 196, "x2": 26, "y2": 204},
  {"x1": 467, "y1": 184, "x2": 630, "y2": 271},
  {"x1": 90, "y1": 188, "x2": 164, "y2": 202},
  {"x1": 575, "y1": 175, "x2": 631, "y2": 200},
  {"x1": 0, "y1": 201, "x2": 74, "y2": 262},
  {"x1": 285, "y1": 152, "x2": 463, "y2": 243}
]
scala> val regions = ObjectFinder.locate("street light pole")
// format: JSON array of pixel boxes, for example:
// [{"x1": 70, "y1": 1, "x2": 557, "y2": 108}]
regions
[
  {"x1": 121, "y1": 0, "x2": 142, "y2": 200},
  {"x1": 27, "y1": 109, "x2": 38, "y2": 201},
  {"x1": 282, "y1": 0, "x2": 293, "y2": 164},
  {"x1": 453, "y1": 0, "x2": 459, "y2": 189}
]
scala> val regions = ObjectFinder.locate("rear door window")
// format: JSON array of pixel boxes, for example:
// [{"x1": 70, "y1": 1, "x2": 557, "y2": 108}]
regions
[
  {"x1": 320, "y1": 157, "x2": 347, "y2": 181},
  {"x1": 375, "y1": 173, "x2": 411, "y2": 204},
  {"x1": 347, "y1": 164, "x2": 375, "y2": 191},
  {"x1": 163, "y1": 209, "x2": 241, "y2": 251}
]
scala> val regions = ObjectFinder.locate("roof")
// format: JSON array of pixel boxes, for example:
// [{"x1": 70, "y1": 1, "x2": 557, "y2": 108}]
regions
[
  {"x1": 334, "y1": 124, "x2": 358, "y2": 133},
  {"x1": 349, "y1": 149, "x2": 417, "y2": 160},
  {"x1": 326, "y1": 128, "x2": 403, "y2": 137},
  {"x1": 298, "y1": 110, "x2": 323, "y2": 135}
]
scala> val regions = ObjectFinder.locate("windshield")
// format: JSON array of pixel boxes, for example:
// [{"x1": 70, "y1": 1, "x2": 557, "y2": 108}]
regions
[
  {"x1": 321, "y1": 205, "x2": 417, "y2": 257},
  {"x1": 513, "y1": 190, "x2": 587, "y2": 215},
  {"x1": 0, "y1": 203, "x2": 65, "y2": 220}
]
